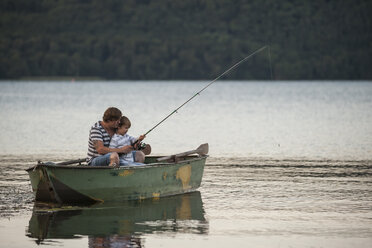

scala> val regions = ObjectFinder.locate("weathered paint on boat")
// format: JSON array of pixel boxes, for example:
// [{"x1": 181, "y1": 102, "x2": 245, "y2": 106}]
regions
[
  {"x1": 27, "y1": 162, "x2": 59, "y2": 203},
  {"x1": 26, "y1": 155, "x2": 207, "y2": 204}
]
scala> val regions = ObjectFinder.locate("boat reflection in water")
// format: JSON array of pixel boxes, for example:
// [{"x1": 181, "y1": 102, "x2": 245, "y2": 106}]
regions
[{"x1": 27, "y1": 191, "x2": 208, "y2": 247}]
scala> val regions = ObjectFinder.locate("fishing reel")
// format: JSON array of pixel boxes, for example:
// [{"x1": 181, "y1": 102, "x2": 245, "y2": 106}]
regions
[
  {"x1": 132, "y1": 141, "x2": 151, "y2": 155},
  {"x1": 137, "y1": 142, "x2": 147, "y2": 150},
  {"x1": 132, "y1": 141, "x2": 147, "y2": 150}
]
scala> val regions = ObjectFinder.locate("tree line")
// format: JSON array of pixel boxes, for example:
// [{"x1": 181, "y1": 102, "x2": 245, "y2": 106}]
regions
[{"x1": 1, "y1": 0, "x2": 371, "y2": 80}]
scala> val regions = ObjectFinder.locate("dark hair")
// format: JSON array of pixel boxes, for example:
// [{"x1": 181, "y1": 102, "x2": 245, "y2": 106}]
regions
[
  {"x1": 103, "y1": 107, "x2": 122, "y2": 122},
  {"x1": 118, "y1": 116, "x2": 131, "y2": 128}
]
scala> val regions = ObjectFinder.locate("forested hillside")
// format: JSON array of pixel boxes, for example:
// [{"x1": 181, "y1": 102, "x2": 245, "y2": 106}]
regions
[{"x1": 1, "y1": 0, "x2": 371, "y2": 80}]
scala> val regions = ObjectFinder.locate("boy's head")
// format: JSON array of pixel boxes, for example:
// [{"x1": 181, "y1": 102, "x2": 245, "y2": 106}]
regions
[
  {"x1": 117, "y1": 116, "x2": 131, "y2": 135},
  {"x1": 119, "y1": 116, "x2": 131, "y2": 128}
]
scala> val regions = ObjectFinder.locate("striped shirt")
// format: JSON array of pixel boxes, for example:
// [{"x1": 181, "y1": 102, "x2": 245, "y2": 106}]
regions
[{"x1": 87, "y1": 121, "x2": 111, "y2": 164}]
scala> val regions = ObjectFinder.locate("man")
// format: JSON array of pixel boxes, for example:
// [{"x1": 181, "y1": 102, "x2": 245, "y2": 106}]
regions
[{"x1": 87, "y1": 107, "x2": 133, "y2": 166}]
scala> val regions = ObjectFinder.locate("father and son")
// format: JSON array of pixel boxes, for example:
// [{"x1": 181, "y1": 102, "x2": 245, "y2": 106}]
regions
[{"x1": 86, "y1": 107, "x2": 149, "y2": 167}]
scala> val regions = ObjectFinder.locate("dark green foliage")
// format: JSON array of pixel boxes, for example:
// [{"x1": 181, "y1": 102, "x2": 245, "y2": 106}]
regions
[{"x1": 1, "y1": 0, "x2": 371, "y2": 79}]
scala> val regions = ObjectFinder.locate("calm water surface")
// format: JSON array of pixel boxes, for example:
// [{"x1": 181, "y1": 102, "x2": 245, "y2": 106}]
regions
[{"x1": 0, "y1": 81, "x2": 372, "y2": 247}]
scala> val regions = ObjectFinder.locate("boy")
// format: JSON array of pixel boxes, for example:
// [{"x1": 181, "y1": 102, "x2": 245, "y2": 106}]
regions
[
  {"x1": 109, "y1": 116, "x2": 146, "y2": 166},
  {"x1": 87, "y1": 107, "x2": 132, "y2": 166}
]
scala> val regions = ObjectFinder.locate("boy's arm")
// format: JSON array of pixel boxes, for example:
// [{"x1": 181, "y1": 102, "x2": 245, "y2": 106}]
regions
[
  {"x1": 131, "y1": 135, "x2": 146, "y2": 150},
  {"x1": 94, "y1": 140, "x2": 133, "y2": 154},
  {"x1": 128, "y1": 134, "x2": 144, "y2": 145}
]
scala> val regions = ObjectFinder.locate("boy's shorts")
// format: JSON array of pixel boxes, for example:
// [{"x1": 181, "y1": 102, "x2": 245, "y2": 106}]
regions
[
  {"x1": 90, "y1": 152, "x2": 145, "y2": 166},
  {"x1": 119, "y1": 151, "x2": 144, "y2": 166}
]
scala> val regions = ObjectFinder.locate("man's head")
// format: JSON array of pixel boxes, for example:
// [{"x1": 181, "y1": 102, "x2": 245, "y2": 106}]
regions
[{"x1": 103, "y1": 107, "x2": 122, "y2": 128}]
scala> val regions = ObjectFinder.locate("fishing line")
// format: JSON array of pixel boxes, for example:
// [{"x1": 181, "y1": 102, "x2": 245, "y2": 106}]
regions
[{"x1": 144, "y1": 45, "x2": 269, "y2": 136}]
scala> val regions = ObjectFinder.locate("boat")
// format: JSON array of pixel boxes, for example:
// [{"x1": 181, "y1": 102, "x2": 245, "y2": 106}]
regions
[{"x1": 26, "y1": 144, "x2": 208, "y2": 204}]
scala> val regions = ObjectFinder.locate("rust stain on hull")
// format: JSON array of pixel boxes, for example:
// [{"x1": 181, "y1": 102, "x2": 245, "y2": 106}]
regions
[
  {"x1": 152, "y1": 192, "x2": 160, "y2": 199},
  {"x1": 176, "y1": 165, "x2": 192, "y2": 190},
  {"x1": 119, "y1": 170, "x2": 134, "y2": 177},
  {"x1": 162, "y1": 172, "x2": 167, "y2": 180}
]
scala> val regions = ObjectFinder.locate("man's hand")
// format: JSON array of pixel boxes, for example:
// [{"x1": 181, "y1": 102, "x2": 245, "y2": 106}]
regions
[{"x1": 119, "y1": 145, "x2": 133, "y2": 154}]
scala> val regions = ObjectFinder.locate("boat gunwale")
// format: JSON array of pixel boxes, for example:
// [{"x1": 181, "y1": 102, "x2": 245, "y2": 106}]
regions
[{"x1": 26, "y1": 155, "x2": 208, "y2": 171}]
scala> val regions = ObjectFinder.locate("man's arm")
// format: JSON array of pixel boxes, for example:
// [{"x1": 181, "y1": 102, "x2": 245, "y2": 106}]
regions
[{"x1": 94, "y1": 140, "x2": 133, "y2": 154}]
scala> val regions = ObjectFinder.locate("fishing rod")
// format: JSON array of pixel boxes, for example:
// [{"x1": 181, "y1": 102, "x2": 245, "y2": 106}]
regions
[{"x1": 144, "y1": 45, "x2": 269, "y2": 136}]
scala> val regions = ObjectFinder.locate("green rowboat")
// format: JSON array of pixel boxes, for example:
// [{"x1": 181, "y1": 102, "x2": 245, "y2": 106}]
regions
[{"x1": 26, "y1": 145, "x2": 208, "y2": 204}]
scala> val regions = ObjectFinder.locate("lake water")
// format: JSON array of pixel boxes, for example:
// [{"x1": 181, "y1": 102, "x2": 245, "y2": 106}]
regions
[{"x1": 0, "y1": 81, "x2": 372, "y2": 247}]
